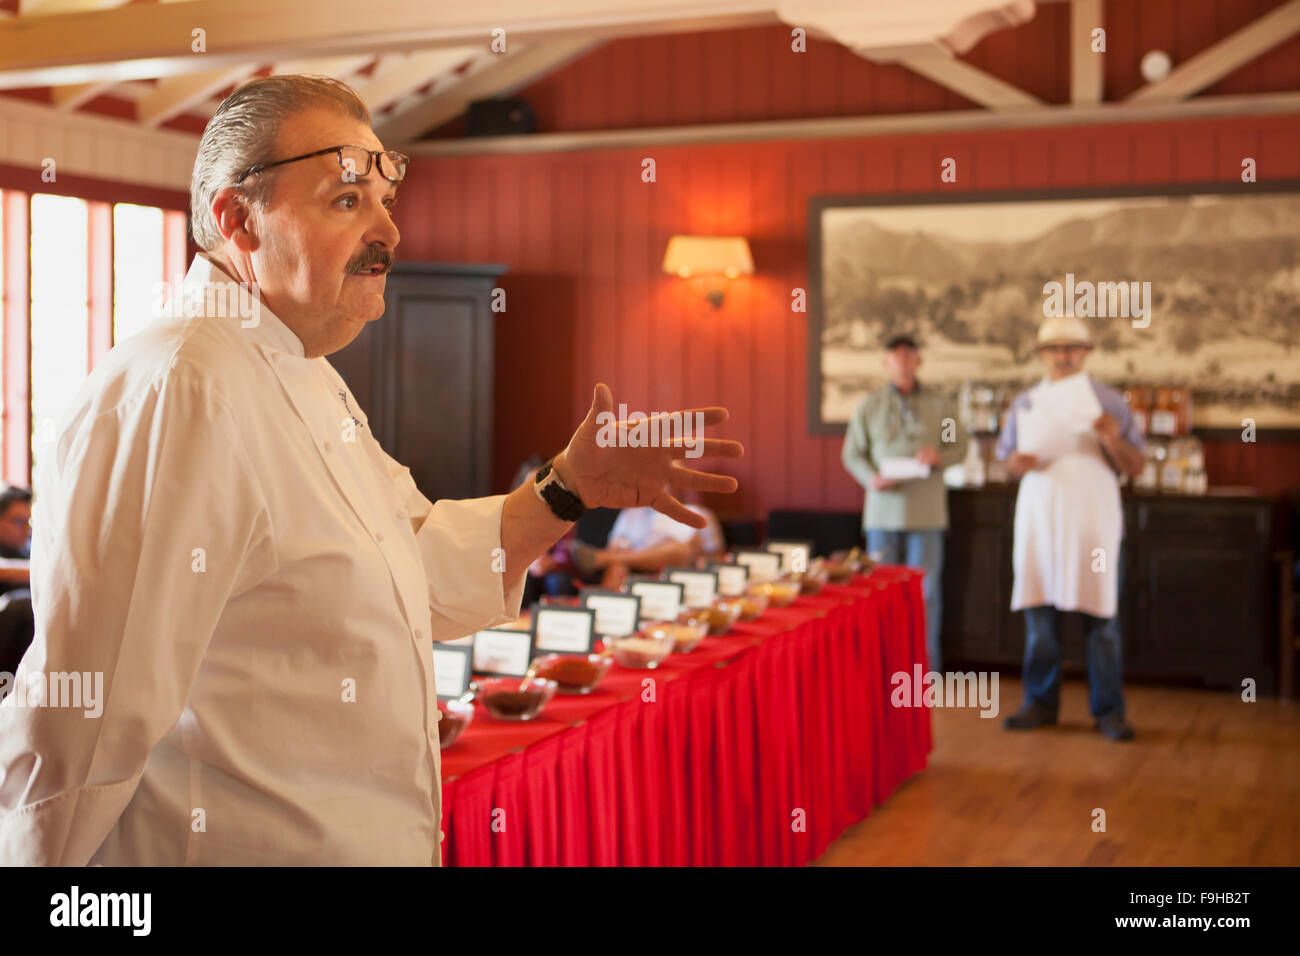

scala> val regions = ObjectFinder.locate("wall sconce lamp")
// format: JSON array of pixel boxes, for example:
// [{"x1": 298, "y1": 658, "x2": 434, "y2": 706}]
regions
[{"x1": 661, "y1": 235, "x2": 754, "y2": 308}]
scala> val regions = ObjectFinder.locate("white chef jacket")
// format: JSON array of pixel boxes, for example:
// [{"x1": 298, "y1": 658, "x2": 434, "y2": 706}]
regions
[{"x1": 0, "y1": 254, "x2": 525, "y2": 866}]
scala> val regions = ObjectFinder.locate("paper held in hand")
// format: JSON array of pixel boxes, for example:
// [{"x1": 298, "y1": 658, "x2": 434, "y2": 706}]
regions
[
  {"x1": 1031, "y1": 373, "x2": 1103, "y2": 434},
  {"x1": 879, "y1": 457, "x2": 931, "y2": 480},
  {"x1": 1016, "y1": 406, "x2": 1080, "y2": 460}
]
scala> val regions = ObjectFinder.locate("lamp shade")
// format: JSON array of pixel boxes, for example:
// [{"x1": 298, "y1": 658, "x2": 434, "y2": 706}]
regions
[{"x1": 661, "y1": 236, "x2": 754, "y2": 279}]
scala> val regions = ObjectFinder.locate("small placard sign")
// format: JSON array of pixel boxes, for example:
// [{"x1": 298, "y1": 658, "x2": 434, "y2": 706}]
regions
[
  {"x1": 708, "y1": 561, "x2": 749, "y2": 597},
  {"x1": 629, "y1": 579, "x2": 684, "y2": 622},
  {"x1": 581, "y1": 590, "x2": 642, "y2": 638},
  {"x1": 735, "y1": 549, "x2": 781, "y2": 583},
  {"x1": 532, "y1": 605, "x2": 597, "y2": 654},
  {"x1": 471, "y1": 627, "x2": 534, "y2": 677},
  {"x1": 432, "y1": 643, "x2": 473, "y2": 701},
  {"x1": 665, "y1": 567, "x2": 719, "y2": 608},
  {"x1": 766, "y1": 539, "x2": 815, "y2": 574}
]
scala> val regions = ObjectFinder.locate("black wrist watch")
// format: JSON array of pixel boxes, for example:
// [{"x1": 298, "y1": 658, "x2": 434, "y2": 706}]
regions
[{"x1": 533, "y1": 458, "x2": 587, "y2": 522}]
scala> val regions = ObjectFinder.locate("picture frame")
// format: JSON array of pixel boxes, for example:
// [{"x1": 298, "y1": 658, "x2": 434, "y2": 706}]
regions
[{"x1": 807, "y1": 181, "x2": 1300, "y2": 440}]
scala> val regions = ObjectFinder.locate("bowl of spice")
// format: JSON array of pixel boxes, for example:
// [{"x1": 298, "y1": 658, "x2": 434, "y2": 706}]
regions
[
  {"x1": 645, "y1": 616, "x2": 709, "y2": 654},
  {"x1": 756, "y1": 578, "x2": 800, "y2": 607},
  {"x1": 606, "y1": 628, "x2": 676, "y2": 669},
  {"x1": 672, "y1": 609, "x2": 712, "y2": 651},
  {"x1": 736, "y1": 589, "x2": 769, "y2": 622},
  {"x1": 793, "y1": 559, "x2": 829, "y2": 595},
  {"x1": 437, "y1": 698, "x2": 475, "y2": 748},
  {"x1": 528, "y1": 653, "x2": 612, "y2": 695},
  {"x1": 475, "y1": 676, "x2": 557, "y2": 721},
  {"x1": 705, "y1": 597, "x2": 743, "y2": 635}
]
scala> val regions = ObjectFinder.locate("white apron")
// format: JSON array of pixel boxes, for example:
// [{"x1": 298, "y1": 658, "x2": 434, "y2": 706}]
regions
[{"x1": 1011, "y1": 392, "x2": 1123, "y2": 619}]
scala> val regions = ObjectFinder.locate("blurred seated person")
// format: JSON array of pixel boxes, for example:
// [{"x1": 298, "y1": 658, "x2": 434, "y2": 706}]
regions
[
  {"x1": 0, "y1": 485, "x2": 34, "y2": 683},
  {"x1": 511, "y1": 457, "x2": 581, "y2": 607},
  {"x1": 680, "y1": 489, "x2": 725, "y2": 561},
  {"x1": 570, "y1": 499, "x2": 722, "y2": 589}
]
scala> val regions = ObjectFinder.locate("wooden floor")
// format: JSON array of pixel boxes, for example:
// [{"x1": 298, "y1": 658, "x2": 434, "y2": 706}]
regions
[{"x1": 816, "y1": 679, "x2": 1300, "y2": 865}]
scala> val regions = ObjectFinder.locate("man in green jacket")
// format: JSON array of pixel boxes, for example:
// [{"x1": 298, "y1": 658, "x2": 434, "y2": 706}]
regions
[{"x1": 841, "y1": 335, "x2": 968, "y2": 671}]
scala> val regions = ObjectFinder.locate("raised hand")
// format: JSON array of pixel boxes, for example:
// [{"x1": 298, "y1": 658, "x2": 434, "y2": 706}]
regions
[{"x1": 552, "y1": 383, "x2": 744, "y2": 529}]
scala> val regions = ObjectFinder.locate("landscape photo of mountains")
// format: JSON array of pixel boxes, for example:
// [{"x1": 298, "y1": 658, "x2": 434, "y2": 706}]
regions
[{"x1": 817, "y1": 191, "x2": 1300, "y2": 429}]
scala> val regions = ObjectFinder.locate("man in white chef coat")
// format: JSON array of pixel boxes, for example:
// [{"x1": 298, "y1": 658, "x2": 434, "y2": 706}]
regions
[
  {"x1": 0, "y1": 75, "x2": 742, "y2": 865},
  {"x1": 996, "y1": 316, "x2": 1143, "y2": 741}
]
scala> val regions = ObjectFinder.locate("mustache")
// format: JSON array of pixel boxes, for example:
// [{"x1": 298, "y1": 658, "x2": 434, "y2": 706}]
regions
[{"x1": 346, "y1": 246, "x2": 393, "y2": 274}]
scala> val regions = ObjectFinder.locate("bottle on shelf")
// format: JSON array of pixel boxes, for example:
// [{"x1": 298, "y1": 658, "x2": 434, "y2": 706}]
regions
[
  {"x1": 1175, "y1": 386, "x2": 1193, "y2": 436},
  {"x1": 1124, "y1": 386, "x2": 1152, "y2": 437},
  {"x1": 1135, "y1": 439, "x2": 1164, "y2": 492},
  {"x1": 1149, "y1": 387, "x2": 1178, "y2": 438},
  {"x1": 963, "y1": 438, "x2": 986, "y2": 488},
  {"x1": 1161, "y1": 435, "x2": 1207, "y2": 494}
]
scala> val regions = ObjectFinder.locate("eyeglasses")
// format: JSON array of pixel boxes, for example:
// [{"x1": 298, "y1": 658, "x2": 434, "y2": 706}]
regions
[{"x1": 235, "y1": 145, "x2": 409, "y2": 186}]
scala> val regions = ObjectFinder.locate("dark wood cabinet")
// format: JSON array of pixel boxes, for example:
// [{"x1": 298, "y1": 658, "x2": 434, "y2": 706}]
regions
[
  {"x1": 942, "y1": 487, "x2": 1277, "y2": 693},
  {"x1": 329, "y1": 262, "x2": 505, "y2": 502}
]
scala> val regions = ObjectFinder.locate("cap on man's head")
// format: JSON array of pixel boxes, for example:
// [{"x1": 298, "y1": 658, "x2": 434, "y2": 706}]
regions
[
  {"x1": 884, "y1": 333, "x2": 919, "y2": 351},
  {"x1": 1036, "y1": 315, "x2": 1092, "y2": 348}
]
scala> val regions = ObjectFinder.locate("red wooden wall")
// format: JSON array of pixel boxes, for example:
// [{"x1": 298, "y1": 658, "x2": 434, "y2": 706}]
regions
[{"x1": 395, "y1": 115, "x2": 1300, "y2": 517}]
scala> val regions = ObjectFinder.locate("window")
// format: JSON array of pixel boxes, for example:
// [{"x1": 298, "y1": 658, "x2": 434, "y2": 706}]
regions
[
  {"x1": 113, "y1": 203, "x2": 164, "y2": 345},
  {"x1": 0, "y1": 190, "x2": 185, "y2": 487},
  {"x1": 30, "y1": 194, "x2": 91, "y2": 457}
]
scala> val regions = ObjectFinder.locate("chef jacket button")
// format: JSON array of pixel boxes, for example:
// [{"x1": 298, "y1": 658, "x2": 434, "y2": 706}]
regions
[
  {"x1": 375, "y1": 531, "x2": 385, "y2": 543},
  {"x1": 323, "y1": 440, "x2": 334, "y2": 453}
]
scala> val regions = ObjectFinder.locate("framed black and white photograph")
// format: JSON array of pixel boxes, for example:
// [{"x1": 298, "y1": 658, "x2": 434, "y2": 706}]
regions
[{"x1": 808, "y1": 182, "x2": 1300, "y2": 437}]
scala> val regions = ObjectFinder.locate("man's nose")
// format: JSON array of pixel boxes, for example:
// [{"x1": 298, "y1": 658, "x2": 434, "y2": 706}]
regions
[{"x1": 368, "y1": 206, "x2": 400, "y2": 251}]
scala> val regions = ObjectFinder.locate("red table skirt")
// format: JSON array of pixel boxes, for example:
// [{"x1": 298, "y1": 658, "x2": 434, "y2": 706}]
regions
[{"x1": 440, "y1": 567, "x2": 932, "y2": 866}]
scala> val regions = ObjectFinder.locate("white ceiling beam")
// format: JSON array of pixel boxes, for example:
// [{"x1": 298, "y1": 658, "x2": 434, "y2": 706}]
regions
[
  {"x1": 136, "y1": 64, "x2": 258, "y2": 128},
  {"x1": 270, "y1": 54, "x2": 376, "y2": 78},
  {"x1": 898, "y1": 53, "x2": 1046, "y2": 110},
  {"x1": 402, "y1": 90, "x2": 1300, "y2": 156},
  {"x1": 1128, "y1": 0, "x2": 1300, "y2": 103},
  {"x1": 49, "y1": 80, "x2": 116, "y2": 109},
  {"x1": 780, "y1": 0, "x2": 1035, "y2": 61},
  {"x1": 0, "y1": 0, "x2": 778, "y2": 89},
  {"x1": 352, "y1": 47, "x2": 480, "y2": 114},
  {"x1": 18, "y1": 0, "x2": 127, "y2": 12},
  {"x1": 181, "y1": 58, "x2": 377, "y2": 122},
  {"x1": 1071, "y1": 0, "x2": 1103, "y2": 105},
  {"x1": 376, "y1": 37, "x2": 599, "y2": 144}
]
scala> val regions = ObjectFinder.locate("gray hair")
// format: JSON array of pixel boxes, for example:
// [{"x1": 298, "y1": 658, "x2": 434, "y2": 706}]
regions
[{"x1": 189, "y1": 74, "x2": 371, "y2": 250}]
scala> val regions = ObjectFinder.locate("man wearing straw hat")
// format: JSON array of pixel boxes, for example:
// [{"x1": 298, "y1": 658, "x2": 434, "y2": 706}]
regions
[{"x1": 996, "y1": 316, "x2": 1144, "y2": 741}]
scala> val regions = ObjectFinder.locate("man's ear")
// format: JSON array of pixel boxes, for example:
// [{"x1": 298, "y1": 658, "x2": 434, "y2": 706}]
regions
[{"x1": 210, "y1": 187, "x2": 260, "y2": 254}]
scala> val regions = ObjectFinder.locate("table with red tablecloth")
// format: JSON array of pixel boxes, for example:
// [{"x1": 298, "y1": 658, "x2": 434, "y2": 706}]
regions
[{"x1": 439, "y1": 567, "x2": 932, "y2": 866}]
